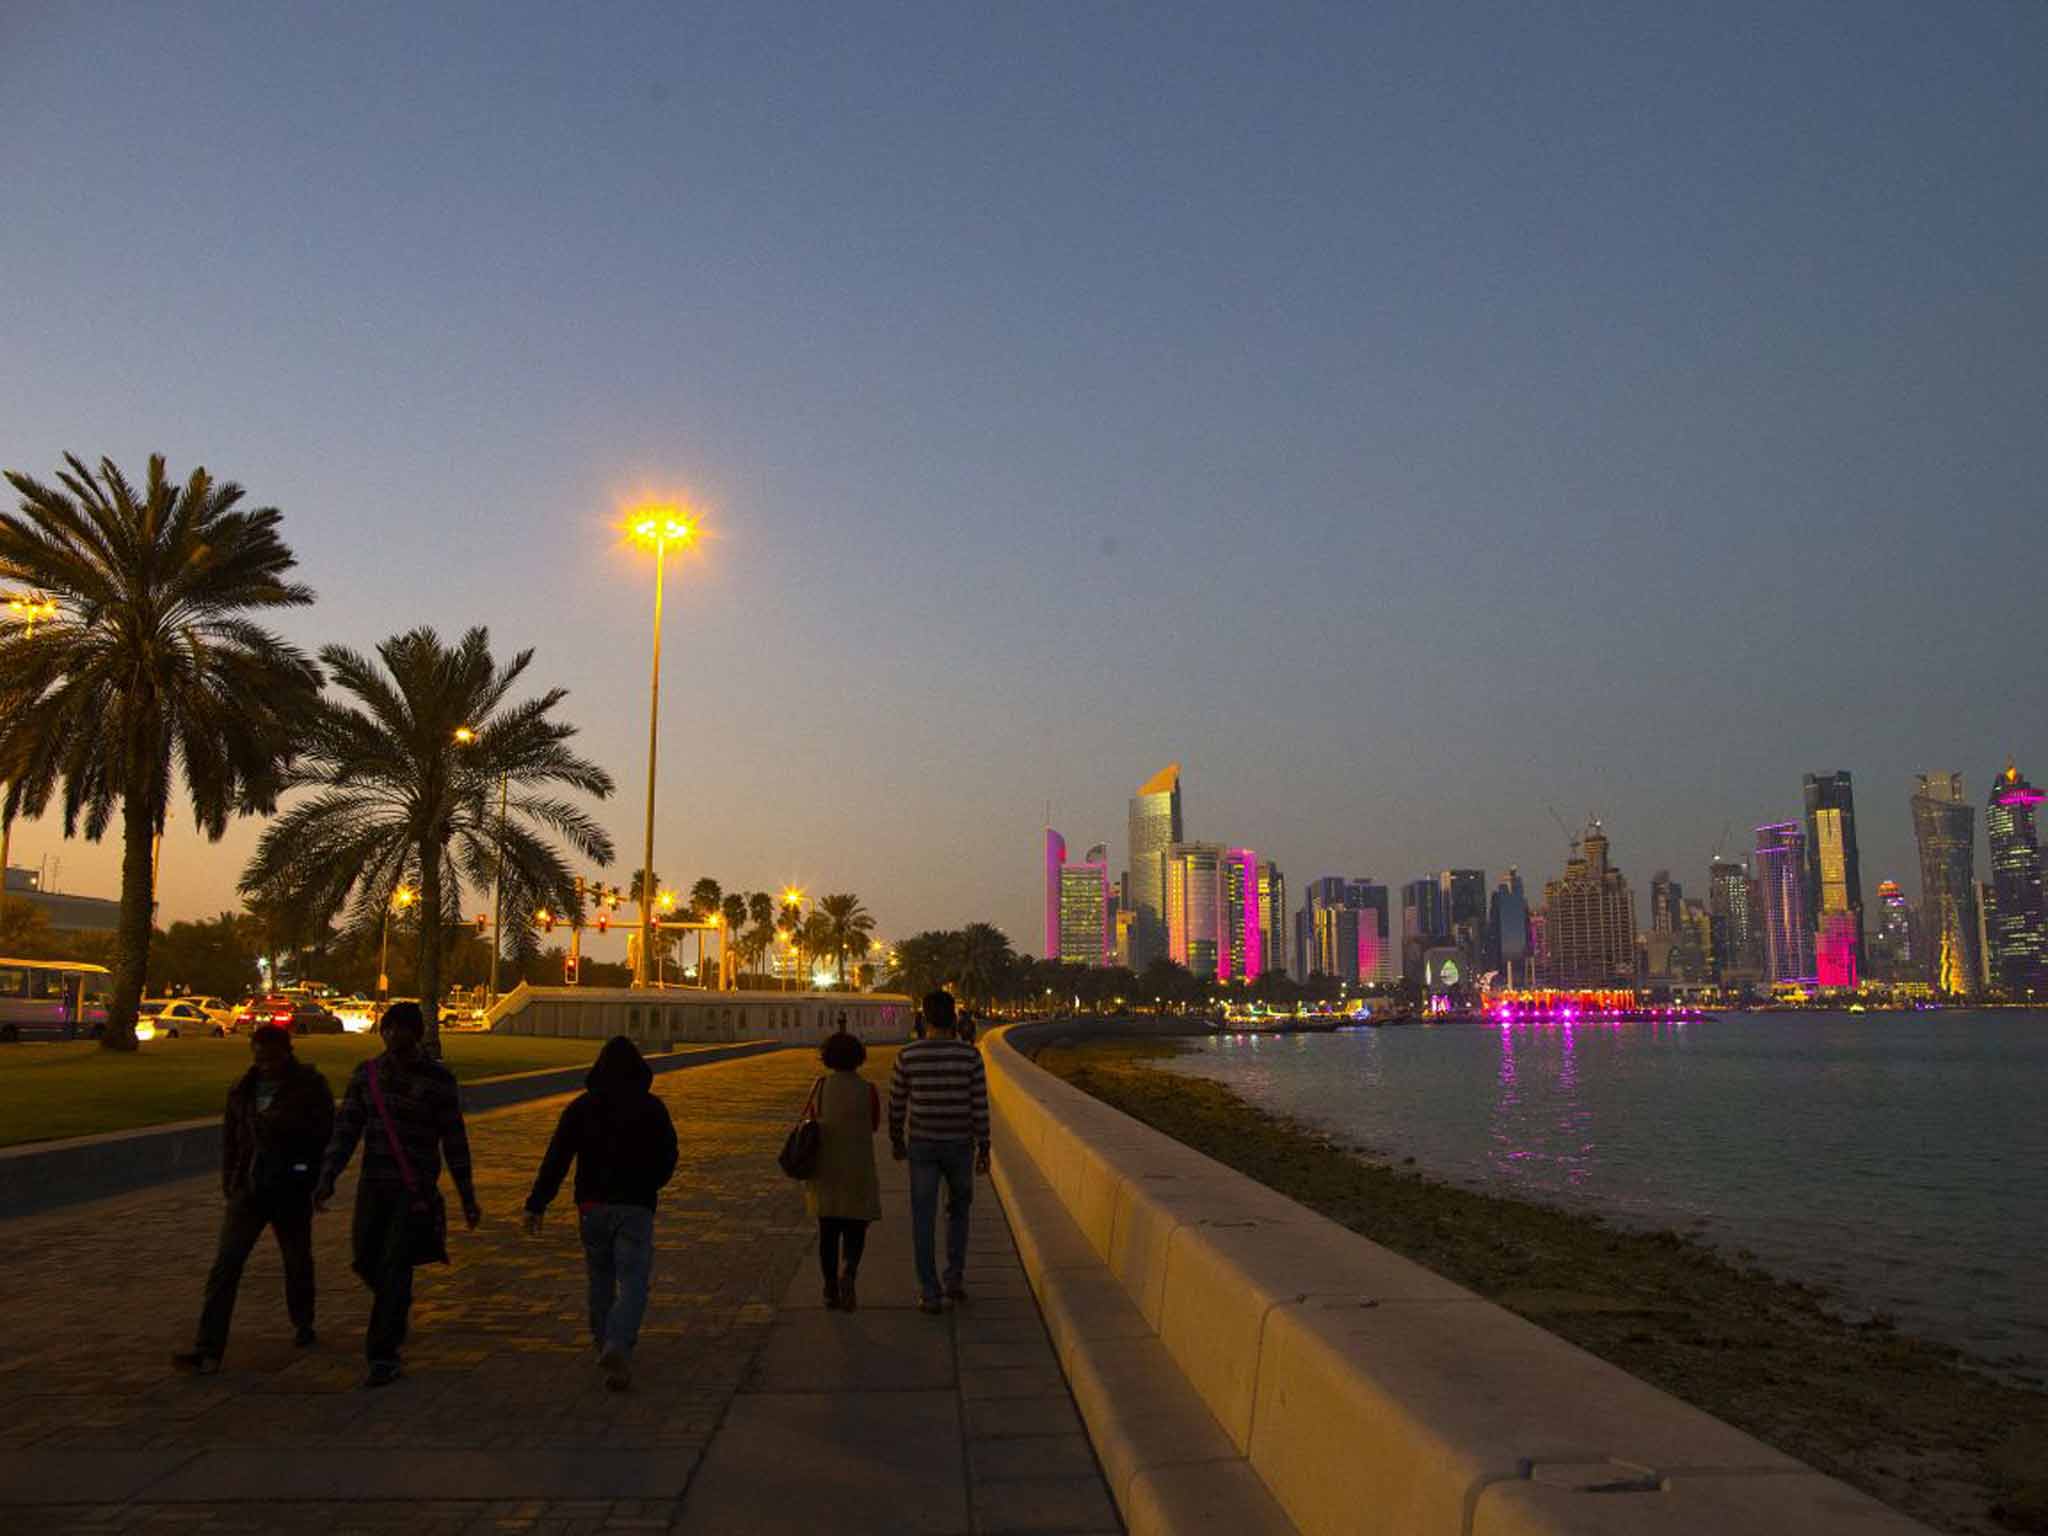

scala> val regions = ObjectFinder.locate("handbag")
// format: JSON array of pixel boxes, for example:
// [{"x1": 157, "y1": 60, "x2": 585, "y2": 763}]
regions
[
  {"x1": 777, "y1": 1077, "x2": 825, "y2": 1180},
  {"x1": 366, "y1": 1058, "x2": 450, "y2": 1266}
]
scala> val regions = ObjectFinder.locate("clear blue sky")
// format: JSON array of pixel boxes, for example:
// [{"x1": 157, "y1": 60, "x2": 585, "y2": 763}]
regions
[{"x1": 3, "y1": 1, "x2": 2042, "y2": 955}]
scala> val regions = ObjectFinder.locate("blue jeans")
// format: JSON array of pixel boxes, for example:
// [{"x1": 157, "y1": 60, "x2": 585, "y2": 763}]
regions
[
  {"x1": 579, "y1": 1204, "x2": 655, "y2": 1358},
  {"x1": 908, "y1": 1140, "x2": 975, "y2": 1300}
]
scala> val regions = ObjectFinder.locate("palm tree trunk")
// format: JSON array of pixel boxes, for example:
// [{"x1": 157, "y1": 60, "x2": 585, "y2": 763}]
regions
[
  {"x1": 416, "y1": 839, "x2": 443, "y2": 1058},
  {"x1": 104, "y1": 784, "x2": 155, "y2": 1052}
]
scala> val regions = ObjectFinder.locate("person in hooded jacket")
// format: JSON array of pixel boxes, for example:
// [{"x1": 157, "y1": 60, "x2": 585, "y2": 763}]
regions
[{"x1": 522, "y1": 1036, "x2": 679, "y2": 1390}]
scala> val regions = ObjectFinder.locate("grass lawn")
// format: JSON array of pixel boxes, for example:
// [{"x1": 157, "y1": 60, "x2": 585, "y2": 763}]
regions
[{"x1": 0, "y1": 1032, "x2": 617, "y2": 1147}]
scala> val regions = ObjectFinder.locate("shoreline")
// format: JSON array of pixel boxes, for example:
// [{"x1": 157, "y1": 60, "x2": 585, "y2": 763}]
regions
[{"x1": 1033, "y1": 1035, "x2": 2048, "y2": 1536}]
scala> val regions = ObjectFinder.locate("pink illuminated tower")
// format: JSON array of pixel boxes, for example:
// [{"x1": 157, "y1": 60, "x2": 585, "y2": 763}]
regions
[{"x1": 1044, "y1": 828, "x2": 1066, "y2": 961}]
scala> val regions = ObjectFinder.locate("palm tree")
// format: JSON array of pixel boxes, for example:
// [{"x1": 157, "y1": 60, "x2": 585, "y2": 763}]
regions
[
  {"x1": 816, "y1": 893, "x2": 876, "y2": 985},
  {"x1": 240, "y1": 626, "x2": 614, "y2": 1053},
  {"x1": 688, "y1": 876, "x2": 722, "y2": 919},
  {"x1": 955, "y1": 922, "x2": 1016, "y2": 1008},
  {"x1": 0, "y1": 454, "x2": 321, "y2": 1050}
]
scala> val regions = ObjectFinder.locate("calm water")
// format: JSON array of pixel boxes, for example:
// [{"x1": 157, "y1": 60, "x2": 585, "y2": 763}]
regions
[{"x1": 1162, "y1": 1011, "x2": 2047, "y2": 1370}]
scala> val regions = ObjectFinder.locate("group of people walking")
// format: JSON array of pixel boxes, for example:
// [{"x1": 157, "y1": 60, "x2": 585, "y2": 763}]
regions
[{"x1": 172, "y1": 988, "x2": 989, "y2": 1389}]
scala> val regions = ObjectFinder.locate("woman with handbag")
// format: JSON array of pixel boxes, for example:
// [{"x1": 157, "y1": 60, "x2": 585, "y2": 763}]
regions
[
  {"x1": 805, "y1": 1025, "x2": 882, "y2": 1310},
  {"x1": 315, "y1": 1002, "x2": 481, "y2": 1388}
]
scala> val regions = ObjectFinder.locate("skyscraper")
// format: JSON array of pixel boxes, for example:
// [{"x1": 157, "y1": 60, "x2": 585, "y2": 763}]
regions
[
  {"x1": 1043, "y1": 828, "x2": 1066, "y2": 960},
  {"x1": 1754, "y1": 823, "x2": 1815, "y2": 984},
  {"x1": 1294, "y1": 877, "x2": 1388, "y2": 984},
  {"x1": 1488, "y1": 870, "x2": 1531, "y2": 983},
  {"x1": 1802, "y1": 771, "x2": 1865, "y2": 973},
  {"x1": 1911, "y1": 772, "x2": 1980, "y2": 997},
  {"x1": 1258, "y1": 862, "x2": 1286, "y2": 981},
  {"x1": 1870, "y1": 879, "x2": 1916, "y2": 981},
  {"x1": 1057, "y1": 845, "x2": 1112, "y2": 968},
  {"x1": 1986, "y1": 761, "x2": 2046, "y2": 996},
  {"x1": 1126, "y1": 764, "x2": 1183, "y2": 971},
  {"x1": 1648, "y1": 871, "x2": 1682, "y2": 934},
  {"x1": 1439, "y1": 869, "x2": 1486, "y2": 961},
  {"x1": 1539, "y1": 821, "x2": 1636, "y2": 985},
  {"x1": 1164, "y1": 841, "x2": 1225, "y2": 980},
  {"x1": 1219, "y1": 848, "x2": 1265, "y2": 981},
  {"x1": 1707, "y1": 857, "x2": 1761, "y2": 980}
]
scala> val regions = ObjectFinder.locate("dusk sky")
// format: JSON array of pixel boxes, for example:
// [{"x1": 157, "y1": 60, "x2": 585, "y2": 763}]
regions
[{"x1": 4, "y1": 2, "x2": 2043, "y2": 958}]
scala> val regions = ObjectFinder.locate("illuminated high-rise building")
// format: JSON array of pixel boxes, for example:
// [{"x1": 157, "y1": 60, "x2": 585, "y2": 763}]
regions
[
  {"x1": 1043, "y1": 828, "x2": 1066, "y2": 959},
  {"x1": 1869, "y1": 879, "x2": 1915, "y2": 981},
  {"x1": 1986, "y1": 761, "x2": 2047, "y2": 997},
  {"x1": 1539, "y1": 820, "x2": 1636, "y2": 985},
  {"x1": 1164, "y1": 841, "x2": 1225, "y2": 980},
  {"x1": 1707, "y1": 857, "x2": 1761, "y2": 980},
  {"x1": 1802, "y1": 772, "x2": 1864, "y2": 974},
  {"x1": 1126, "y1": 764, "x2": 1183, "y2": 971},
  {"x1": 1057, "y1": 844, "x2": 1112, "y2": 968},
  {"x1": 1257, "y1": 862, "x2": 1286, "y2": 981},
  {"x1": 1911, "y1": 772, "x2": 1980, "y2": 997},
  {"x1": 1294, "y1": 877, "x2": 1388, "y2": 983},
  {"x1": 1754, "y1": 823, "x2": 1814, "y2": 984},
  {"x1": 1218, "y1": 848, "x2": 1265, "y2": 981}
]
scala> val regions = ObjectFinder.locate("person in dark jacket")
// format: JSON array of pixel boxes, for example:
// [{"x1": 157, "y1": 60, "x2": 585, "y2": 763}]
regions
[
  {"x1": 523, "y1": 1035, "x2": 679, "y2": 1390},
  {"x1": 315, "y1": 1002, "x2": 481, "y2": 1389},
  {"x1": 173, "y1": 1024, "x2": 335, "y2": 1373}
]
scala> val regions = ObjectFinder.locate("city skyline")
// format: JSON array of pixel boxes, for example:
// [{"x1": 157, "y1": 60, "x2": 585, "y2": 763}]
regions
[{"x1": 4, "y1": 4, "x2": 2044, "y2": 956}]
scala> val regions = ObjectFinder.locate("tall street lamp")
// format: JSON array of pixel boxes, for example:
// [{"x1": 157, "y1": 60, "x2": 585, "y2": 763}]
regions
[
  {"x1": 379, "y1": 885, "x2": 416, "y2": 1000},
  {"x1": 630, "y1": 506, "x2": 695, "y2": 987},
  {"x1": 455, "y1": 725, "x2": 511, "y2": 1006}
]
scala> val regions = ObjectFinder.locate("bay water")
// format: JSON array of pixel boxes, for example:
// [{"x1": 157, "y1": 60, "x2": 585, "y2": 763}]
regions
[{"x1": 1160, "y1": 1010, "x2": 2046, "y2": 1370}]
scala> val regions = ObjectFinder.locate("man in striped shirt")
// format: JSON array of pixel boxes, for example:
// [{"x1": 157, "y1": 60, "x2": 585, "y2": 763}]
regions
[{"x1": 888, "y1": 990, "x2": 991, "y2": 1313}]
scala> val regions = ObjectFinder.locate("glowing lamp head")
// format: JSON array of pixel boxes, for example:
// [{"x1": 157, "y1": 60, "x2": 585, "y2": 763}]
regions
[
  {"x1": 453, "y1": 726, "x2": 476, "y2": 744},
  {"x1": 630, "y1": 503, "x2": 695, "y2": 547},
  {"x1": 393, "y1": 886, "x2": 416, "y2": 910}
]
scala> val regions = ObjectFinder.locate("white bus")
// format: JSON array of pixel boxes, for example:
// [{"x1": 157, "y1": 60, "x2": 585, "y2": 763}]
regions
[{"x1": 0, "y1": 958, "x2": 111, "y2": 1042}]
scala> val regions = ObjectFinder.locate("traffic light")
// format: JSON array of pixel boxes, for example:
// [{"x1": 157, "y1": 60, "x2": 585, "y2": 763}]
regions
[
  {"x1": 596, "y1": 910, "x2": 609, "y2": 933},
  {"x1": 575, "y1": 875, "x2": 587, "y2": 901},
  {"x1": 474, "y1": 913, "x2": 488, "y2": 935},
  {"x1": 564, "y1": 953, "x2": 580, "y2": 985},
  {"x1": 537, "y1": 908, "x2": 555, "y2": 933}
]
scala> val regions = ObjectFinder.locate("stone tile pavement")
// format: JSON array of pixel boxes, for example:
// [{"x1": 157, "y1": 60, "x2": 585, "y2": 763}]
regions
[{"x1": 0, "y1": 1046, "x2": 1120, "y2": 1535}]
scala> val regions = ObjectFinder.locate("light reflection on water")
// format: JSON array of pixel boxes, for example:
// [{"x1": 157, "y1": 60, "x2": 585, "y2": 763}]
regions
[{"x1": 1172, "y1": 1012, "x2": 2047, "y2": 1369}]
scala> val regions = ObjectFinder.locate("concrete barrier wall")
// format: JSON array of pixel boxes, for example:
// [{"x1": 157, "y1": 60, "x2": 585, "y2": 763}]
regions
[
  {"x1": 987, "y1": 1023, "x2": 1929, "y2": 1536},
  {"x1": 488, "y1": 986, "x2": 913, "y2": 1049},
  {"x1": 0, "y1": 1040, "x2": 783, "y2": 1221}
]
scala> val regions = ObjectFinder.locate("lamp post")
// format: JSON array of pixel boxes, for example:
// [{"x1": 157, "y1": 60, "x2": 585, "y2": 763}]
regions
[
  {"x1": 454, "y1": 726, "x2": 511, "y2": 1006},
  {"x1": 629, "y1": 507, "x2": 694, "y2": 986},
  {"x1": 779, "y1": 887, "x2": 813, "y2": 991},
  {"x1": 379, "y1": 886, "x2": 416, "y2": 1000}
]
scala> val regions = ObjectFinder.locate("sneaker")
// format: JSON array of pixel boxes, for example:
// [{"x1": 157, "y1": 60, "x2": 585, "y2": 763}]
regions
[
  {"x1": 944, "y1": 1281, "x2": 968, "y2": 1302},
  {"x1": 917, "y1": 1295, "x2": 945, "y2": 1315},
  {"x1": 838, "y1": 1269, "x2": 858, "y2": 1312},
  {"x1": 293, "y1": 1327, "x2": 318, "y2": 1348},
  {"x1": 598, "y1": 1346, "x2": 631, "y2": 1391},
  {"x1": 171, "y1": 1349, "x2": 219, "y2": 1375},
  {"x1": 364, "y1": 1360, "x2": 403, "y2": 1389}
]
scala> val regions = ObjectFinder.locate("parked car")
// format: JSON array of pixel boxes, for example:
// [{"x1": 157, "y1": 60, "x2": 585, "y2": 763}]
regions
[
  {"x1": 331, "y1": 995, "x2": 380, "y2": 1033},
  {"x1": 136, "y1": 998, "x2": 219, "y2": 1040},
  {"x1": 185, "y1": 996, "x2": 239, "y2": 1032},
  {"x1": 232, "y1": 994, "x2": 345, "y2": 1035}
]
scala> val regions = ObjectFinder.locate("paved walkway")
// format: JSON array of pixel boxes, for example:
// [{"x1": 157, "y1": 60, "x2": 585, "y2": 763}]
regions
[{"x1": 0, "y1": 1047, "x2": 1120, "y2": 1535}]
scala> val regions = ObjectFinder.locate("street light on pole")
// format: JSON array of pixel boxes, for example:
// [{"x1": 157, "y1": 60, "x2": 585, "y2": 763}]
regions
[
  {"x1": 454, "y1": 725, "x2": 510, "y2": 1007},
  {"x1": 0, "y1": 594, "x2": 58, "y2": 892},
  {"x1": 379, "y1": 885, "x2": 416, "y2": 1000},
  {"x1": 629, "y1": 506, "x2": 695, "y2": 987}
]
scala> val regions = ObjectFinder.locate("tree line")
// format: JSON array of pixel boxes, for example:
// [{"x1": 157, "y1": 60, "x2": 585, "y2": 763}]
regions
[{"x1": 0, "y1": 453, "x2": 879, "y2": 1054}]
